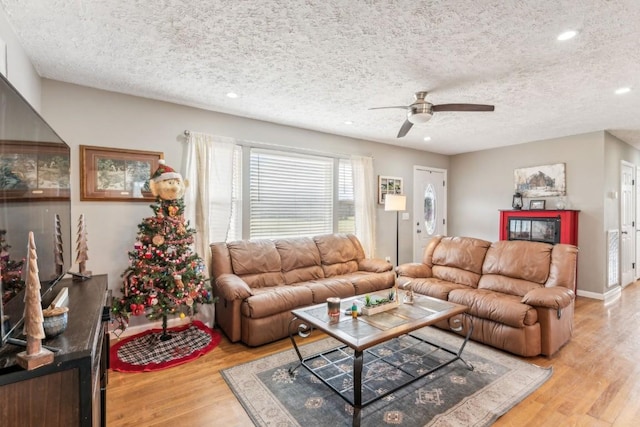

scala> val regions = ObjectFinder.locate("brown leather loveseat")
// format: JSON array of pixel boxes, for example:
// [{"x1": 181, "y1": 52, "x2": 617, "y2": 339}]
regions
[
  {"x1": 210, "y1": 233, "x2": 395, "y2": 346},
  {"x1": 396, "y1": 236, "x2": 578, "y2": 357}
]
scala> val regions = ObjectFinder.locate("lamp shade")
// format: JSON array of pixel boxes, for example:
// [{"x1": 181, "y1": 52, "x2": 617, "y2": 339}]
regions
[{"x1": 385, "y1": 194, "x2": 407, "y2": 211}]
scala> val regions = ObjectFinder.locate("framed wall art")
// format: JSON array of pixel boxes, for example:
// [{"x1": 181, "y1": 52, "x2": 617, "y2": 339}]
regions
[
  {"x1": 80, "y1": 145, "x2": 164, "y2": 201},
  {"x1": 378, "y1": 175, "x2": 403, "y2": 204},
  {"x1": 529, "y1": 199, "x2": 546, "y2": 210},
  {"x1": 0, "y1": 141, "x2": 70, "y2": 201},
  {"x1": 514, "y1": 163, "x2": 566, "y2": 197}
]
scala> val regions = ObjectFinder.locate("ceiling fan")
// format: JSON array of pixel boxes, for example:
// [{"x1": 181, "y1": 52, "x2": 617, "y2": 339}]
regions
[{"x1": 369, "y1": 91, "x2": 495, "y2": 138}]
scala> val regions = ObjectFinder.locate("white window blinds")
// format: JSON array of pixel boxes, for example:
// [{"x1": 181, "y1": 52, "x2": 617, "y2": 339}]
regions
[
  {"x1": 250, "y1": 149, "x2": 334, "y2": 239},
  {"x1": 338, "y1": 158, "x2": 355, "y2": 234}
]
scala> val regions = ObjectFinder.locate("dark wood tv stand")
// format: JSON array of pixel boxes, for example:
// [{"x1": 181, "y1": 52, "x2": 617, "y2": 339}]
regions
[{"x1": 0, "y1": 274, "x2": 109, "y2": 427}]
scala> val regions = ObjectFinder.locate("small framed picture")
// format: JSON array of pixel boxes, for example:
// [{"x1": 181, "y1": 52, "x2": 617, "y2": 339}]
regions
[
  {"x1": 529, "y1": 200, "x2": 546, "y2": 210},
  {"x1": 378, "y1": 175, "x2": 403, "y2": 204}
]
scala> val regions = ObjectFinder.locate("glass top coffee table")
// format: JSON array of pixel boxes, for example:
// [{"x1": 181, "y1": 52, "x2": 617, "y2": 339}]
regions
[{"x1": 288, "y1": 291, "x2": 473, "y2": 427}]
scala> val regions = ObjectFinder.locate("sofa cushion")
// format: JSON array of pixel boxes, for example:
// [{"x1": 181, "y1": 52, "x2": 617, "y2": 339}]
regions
[
  {"x1": 407, "y1": 278, "x2": 470, "y2": 301},
  {"x1": 303, "y1": 278, "x2": 357, "y2": 304},
  {"x1": 275, "y1": 237, "x2": 324, "y2": 284},
  {"x1": 432, "y1": 236, "x2": 491, "y2": 273},
  {"x1": 343, "y1": 271, "x2": 396, "y2": 295},
  {"x1": 478, "y1": 274, "x2": 542, "y2": 297},
  {"x1": 448, "y1": 288, "x2": 538, "y2": 328},
  {"x1": 482, "y1": 240, "x2": 552, "y2": 284},
  {"x1": 241, "y1": 285, "x2": 313, "y2": 318},
  {"x1": 430, "y1": 236, "x2": 491, "y2": 288},
  {"x1": 227, "y1": 239, "x2": 284, "y2": 287},
  {"x1": 314, "y1": 233, "x2": 363, "y2": 277}
]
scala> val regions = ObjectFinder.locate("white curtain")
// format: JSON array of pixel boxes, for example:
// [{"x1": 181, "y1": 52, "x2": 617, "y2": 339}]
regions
[
  {"x1": 184, "y1": 132, "x2": 236, "y2": 276},
  {"x1": 351, "y1": 155, "x2": 376, "y2": 257}
]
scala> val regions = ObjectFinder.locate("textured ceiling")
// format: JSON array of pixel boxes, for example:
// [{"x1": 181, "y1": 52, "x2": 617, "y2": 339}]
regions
[{"x1": 2, "y1": 0, "x2": 640, "y2": 155}]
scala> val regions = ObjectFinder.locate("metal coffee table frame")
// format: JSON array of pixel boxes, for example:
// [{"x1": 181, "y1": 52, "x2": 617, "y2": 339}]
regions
[{"x1": 288, "y1": 293, "x2": 473, "y2": 427}]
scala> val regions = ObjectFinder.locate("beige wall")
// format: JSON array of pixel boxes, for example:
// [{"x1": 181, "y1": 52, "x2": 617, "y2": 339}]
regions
[
  {"x1": 36, "y1": 80, "x2": 640, "y2": 300},
  {"x1": 40, "y1": 79, "x2": 448, "y2": 297},
  {"x1": 449, "y1": 132, "x2": 606, "y2": 294}
]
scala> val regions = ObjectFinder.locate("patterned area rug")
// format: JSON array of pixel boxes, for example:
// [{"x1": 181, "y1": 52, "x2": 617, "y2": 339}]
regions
[
  {"x1": 222, "y1": 327, "x2": 551, "y2": 426},
  {"x1": 110, "y1": 320, "x2": 221, "y2": 372}
]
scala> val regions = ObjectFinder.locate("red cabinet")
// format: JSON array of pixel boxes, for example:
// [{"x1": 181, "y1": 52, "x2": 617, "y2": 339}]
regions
[{"x1": 499, "y1": 210, "x2": 579, "y2": 246}]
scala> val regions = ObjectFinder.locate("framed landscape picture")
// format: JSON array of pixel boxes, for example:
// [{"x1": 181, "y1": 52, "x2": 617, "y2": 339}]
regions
[
  {"x1": 80, "y1": 145, "x2": 164, "y2": 201},
  {"x1": 514, "y1": 163, "x2": 566, "y2": 197},
  {"x1": 0, "y1": 141, "x2": 70, "y2": 201},
  {"x1": 378, "y1": 175, "x2": 403, "y2": 204}
]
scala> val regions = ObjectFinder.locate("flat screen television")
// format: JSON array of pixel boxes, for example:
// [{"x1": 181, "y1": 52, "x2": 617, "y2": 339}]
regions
[{"x1": 0, "y1": 72, "x2": 72, "y2": 352}]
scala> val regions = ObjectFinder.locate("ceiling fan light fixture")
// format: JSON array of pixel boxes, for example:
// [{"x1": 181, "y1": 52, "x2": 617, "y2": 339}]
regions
[{"x1": 407, "y1": 112, "x2": 432, "y2": 125}]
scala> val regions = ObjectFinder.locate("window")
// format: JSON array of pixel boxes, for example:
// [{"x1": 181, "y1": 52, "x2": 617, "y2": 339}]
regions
[
  {"x1": 246, "y1": 148, "x2": 354, "y2": 239},
  {"x1": 338, "y1": 158, "x2": 355, "y2": 233},
  {"x1": 227, "y1": 146, "x2": 243, "y2": 241}
]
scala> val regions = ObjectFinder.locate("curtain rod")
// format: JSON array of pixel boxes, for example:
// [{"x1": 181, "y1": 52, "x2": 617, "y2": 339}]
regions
[{"x1": 182, "y1": 129, "x2": 372, "y2": 160}]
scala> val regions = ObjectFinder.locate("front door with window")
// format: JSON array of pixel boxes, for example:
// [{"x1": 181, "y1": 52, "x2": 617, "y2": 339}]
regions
[{"x1": 413, "y1": 166, "x2": 447, "y2": 262}]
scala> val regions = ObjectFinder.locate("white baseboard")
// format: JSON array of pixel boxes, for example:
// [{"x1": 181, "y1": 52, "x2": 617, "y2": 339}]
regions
[
  {"x1": 603, "y1": 286, "x2": 622, "y2": 305},
  {"x1": 108, "y1": 305, "x2": 216, "y2": 339},
  {"x1": 109, "y1": 316, "x2": 191, "y2": 339},
  {"x1": 576, "y1": 289, "x2": 604, "y2": 300},
  {"x1": 576, "y1": 286, "x2": 621, "y2": 305}
]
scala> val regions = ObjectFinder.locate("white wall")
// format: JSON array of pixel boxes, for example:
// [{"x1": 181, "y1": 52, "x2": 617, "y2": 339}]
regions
[
  {"x1": 449, "y1": 132, "x2": 605, "y2": 294},
  {"x1": 40, "y1": 79, "x2": 448, "y2": 299},
  {"x1": 0, "y1": 7, "x2": 41, "y2": 109}
]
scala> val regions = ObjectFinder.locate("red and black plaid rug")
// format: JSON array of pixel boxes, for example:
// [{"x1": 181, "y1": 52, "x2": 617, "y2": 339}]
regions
[{"x1": 110, "y1": 320, "x2": 221, "y2": 372}]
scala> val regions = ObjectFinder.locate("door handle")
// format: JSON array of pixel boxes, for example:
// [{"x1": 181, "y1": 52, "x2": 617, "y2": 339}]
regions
[{"x1": 621, "y1": 231, "x2": 628, "y2": 234}]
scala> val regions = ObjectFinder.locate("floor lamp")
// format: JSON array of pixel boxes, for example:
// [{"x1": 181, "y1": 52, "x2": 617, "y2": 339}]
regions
[{"x1": 385, "y1": 194, "x2": 407, "y2": 266}]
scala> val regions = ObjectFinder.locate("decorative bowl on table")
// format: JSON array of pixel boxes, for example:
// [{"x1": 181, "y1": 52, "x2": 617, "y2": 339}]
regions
[{"x1": 42, "y1": 306, "x2": 69, "y2": 338}]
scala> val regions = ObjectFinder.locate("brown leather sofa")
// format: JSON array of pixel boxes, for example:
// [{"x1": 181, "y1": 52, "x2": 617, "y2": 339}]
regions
[
  {"x1": 210, "y1": 233, "x2": 395, "y2": 346},
  {"x1": 396, "y1": 236, "x2": 578, "y2": 357}
]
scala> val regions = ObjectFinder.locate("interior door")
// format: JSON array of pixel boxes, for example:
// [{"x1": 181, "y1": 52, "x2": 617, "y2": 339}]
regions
[
  {"x1": 620, "y1": 161, "x2": 635, "y2": 287},
  {"x1": 413, "y1": 166, "x2": 447, "y2": 262},
  {"x1": 636, "y1": 166, "x2": 640, "y2": 280}
]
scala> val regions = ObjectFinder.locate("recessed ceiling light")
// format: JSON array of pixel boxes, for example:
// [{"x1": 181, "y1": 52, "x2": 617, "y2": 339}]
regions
[
  {"x1": 344, "y1": 120, "x2": 353, "y2": 125},
  {"x1": 226, "y1": 92, "x2": 238, "y2": 98},
  {"x1": 423, "y1": 136, "x2": 432, "y2": 142},
  {"x1": 615, "y1": 87, "x2": 631, "y2": 95},
  {"x1": 557, "y1": 30, "x2": 577, "y2": 41}
]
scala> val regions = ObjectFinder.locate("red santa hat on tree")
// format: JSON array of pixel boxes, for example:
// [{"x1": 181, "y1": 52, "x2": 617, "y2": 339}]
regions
[{"x1": 151, "y1": 159, "x2": 182, "y2": 182}]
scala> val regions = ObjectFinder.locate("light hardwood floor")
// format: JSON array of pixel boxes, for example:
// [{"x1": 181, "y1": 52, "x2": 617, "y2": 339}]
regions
[{"x1": 107, "y1": 282, "x2": 640, "y2": 426}]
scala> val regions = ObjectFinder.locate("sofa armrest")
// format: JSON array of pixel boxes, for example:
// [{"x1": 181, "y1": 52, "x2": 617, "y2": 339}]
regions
[
  {"x1": 358, "y1": 258, "x2": 393, "y2": 273},
  {"x1": 396, "y1": 263, "x2": 432, "y2": 278},
  {"x1": 215, "y1": 274, "x2": 253, "y2": 301},
  {"x1": 522, "y1": 287, "x2": 575, "y2": 310}
]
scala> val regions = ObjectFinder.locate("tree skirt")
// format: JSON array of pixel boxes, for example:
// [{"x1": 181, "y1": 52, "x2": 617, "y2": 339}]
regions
[
  {"x1": 110, "y1": 320, "x2": 221, "y2": 372},
  {"x1": 222, "y1": 327, "x2": 552, "y2": 426}
]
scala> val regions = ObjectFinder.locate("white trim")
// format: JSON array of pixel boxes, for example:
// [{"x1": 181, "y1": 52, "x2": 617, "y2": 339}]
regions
[
  {"x1": 108, "y1": 316, "x2": 190, "y2": 339},
  {"x1": 576, "y1": 286, "x2": 621, "y2": 304}
]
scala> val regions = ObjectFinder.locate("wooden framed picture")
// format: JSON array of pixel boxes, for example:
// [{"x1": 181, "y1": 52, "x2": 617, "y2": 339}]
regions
[
  {"x1": 529, "y1": 199, "x2": 546, "y2": 210},
  {"x1": 0, "y1": 141, "x2": 70, "y2": 201},
  {"x1": 378, "y1": 175, "x2": 403, "y2": 204},
  {"x1": 514, "y1": 163, "x2": 566, "y2": 197},
  {"x1": 80, "y1": 145, "x2": 164, "y2": 201}
]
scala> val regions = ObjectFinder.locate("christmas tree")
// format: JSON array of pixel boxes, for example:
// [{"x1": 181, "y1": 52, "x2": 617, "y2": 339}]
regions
[
  {"x1": 1, "y1": 229, "x2": 25, "y2": 304},
  {"x1": 111, "y1": 160, "x2": 214, "y2": 340}
]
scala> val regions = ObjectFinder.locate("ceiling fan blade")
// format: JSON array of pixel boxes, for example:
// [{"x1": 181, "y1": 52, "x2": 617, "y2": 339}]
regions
[
  {"x1": 432, "y1": 103, "x2": 495, "y2": 112},
  {"x1": 368, "y1": 106, "x2": 409, "y2": 110},
  {"x1": 397, "y1": 119, "x2": 413, "y2": 138}
]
